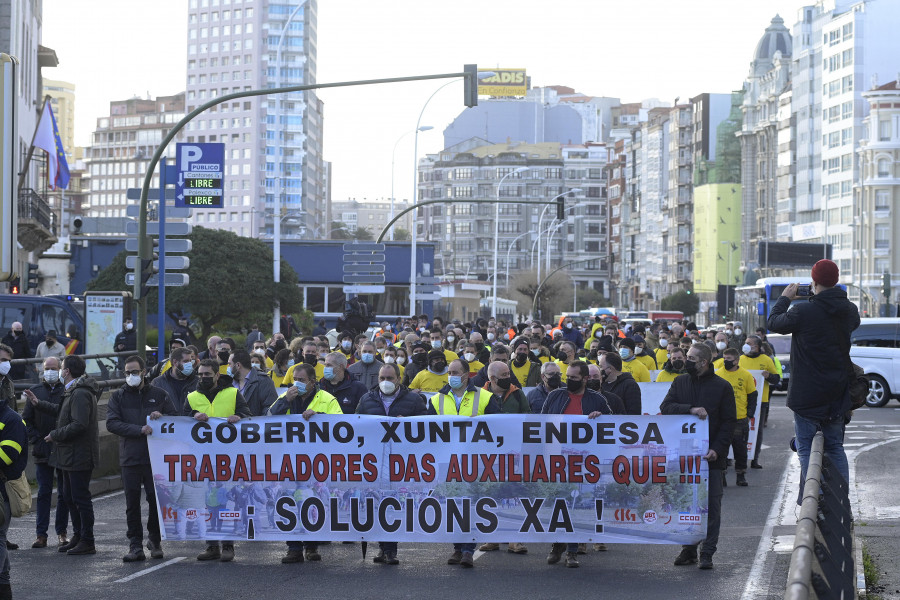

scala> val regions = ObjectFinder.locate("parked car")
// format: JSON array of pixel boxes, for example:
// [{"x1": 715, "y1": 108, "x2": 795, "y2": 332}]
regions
[
  {"x1": 849, "y1": 318, "x2": 900, "y2": 407},
  {"x1": 766, "y1": 333, "x2": 791, "y2": 392}
]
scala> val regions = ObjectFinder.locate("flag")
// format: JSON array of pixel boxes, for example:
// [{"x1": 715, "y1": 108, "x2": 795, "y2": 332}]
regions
[{"x1": 32, "y1": 101, "x2": 70, "y2": 190}]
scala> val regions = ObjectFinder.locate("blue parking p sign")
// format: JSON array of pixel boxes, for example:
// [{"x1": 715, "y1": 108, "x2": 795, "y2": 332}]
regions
[{"x1": 175, "y1": 142, "x2": 225, "y2": 208}]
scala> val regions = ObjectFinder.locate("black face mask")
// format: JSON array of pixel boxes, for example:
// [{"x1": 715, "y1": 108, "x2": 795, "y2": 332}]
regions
[
  {"x1": 431, "y1": 361, "x2": 447, "y2": 372},
  {"x1": 586, "y1": 379, "x2": 602, "y2": 391},
  {"x1": 685, "y1": 360, "x2": 699, "y2": 376},
  {"x1": 546, "y1": 374, "x2": 562, "y2": 390},
  {"x1": 198, "y1": 377, "x2": 215, "y2": 391},
  {"x1": 45, "y1": 339, "x2": 55, "y2": 347},
  {"x1": 723, "y1": 360, "x2": 736, "y2": 370},
  {"x1": 304, "y1": 354, "x2": 317, "y2": 365},
  {"x1": 496, "y1": 377, "x2": 511, "y2": 390},
  {"x1": 412, "y1": 353, "x2": 427, "y2": 366},
  {"x1": 566, "y1": 379, "x2": 583, "y2": 393},
  {"x1": 513, "y1": 354, "x2": 528, "y2": 366},
  {"x1": 671, "y1": 359, "x2": 685, "y2": 371},
  {"x1": 474, "y1": 342, "x2": 485, "y2": 352},
  {"x1": 588, "y1": 350, "x2": 598, "y2": 360},
  {"x1": 217, "y1": 351, "x2": 230, "y2": 363}
]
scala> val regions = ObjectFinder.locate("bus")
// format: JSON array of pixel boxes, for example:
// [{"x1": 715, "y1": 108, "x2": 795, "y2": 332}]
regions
[{"x1": 734, "y1": 277, "x2": 846, "y2": 333}]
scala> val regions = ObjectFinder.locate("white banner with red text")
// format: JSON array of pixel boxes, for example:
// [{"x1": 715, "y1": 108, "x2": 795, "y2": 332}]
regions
[{"x1": 148, "y1": 414, "x2": 710, "y2": 544}]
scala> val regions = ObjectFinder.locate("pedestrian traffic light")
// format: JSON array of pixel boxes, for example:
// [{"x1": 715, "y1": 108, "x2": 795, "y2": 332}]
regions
[
  {"x1": 25, "y1": 262, "x2": 38, "y2": 290},
  {"x1": 556, "y1": 196, "x2": 565, "y2": 220},
  {"x1": 8, "y1": 276, "x2": 18, "y2": 294},
  {"x1": 883, "y1": 271, "x2": 892, "y2": 299},
  {"x1": 139, "y1": 258, "x2": 156, "y2": 299},
  {"x1": 463, "y1": 64, "x2": 478, "y2": 108}
]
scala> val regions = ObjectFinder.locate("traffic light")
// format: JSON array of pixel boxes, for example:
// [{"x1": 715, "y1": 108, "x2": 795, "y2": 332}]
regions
[
  {"x1": 25, "y1": 262, "x2": 38, "y2": 291},
  {"x1": 139, "y1": 258, "x2": 156, "y2": 299},
  {"x1": 8, "y1": 276, "x2": 19, "y2": 294},
  {"x1": 556, "y1": 196, "x2": 565, "y2": 220},
  {"x1": 883, "y1": 271, "x2": 892, "y2": 299},
  {"x1": 463, "y1": 64, "x2": 478, "y2": 108}
]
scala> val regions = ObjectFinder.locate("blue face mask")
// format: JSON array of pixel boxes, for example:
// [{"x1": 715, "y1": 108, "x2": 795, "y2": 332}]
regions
[
  {"x1": 225, "y1": 366, "x2": 233, "y2": 377},
  {"x1": 361, "y1": 353, "x2": 374, "y2": 364},
  {"x1": 619, "y1": 348, "x2": 631, "y2": 360},
  {"x1": 294, "y1": 380, "x2": 307, "y2": 395},
  {"x1": 287, "y1": 359, "x2": 295, "y2": 368},
  {"x1": 448, "y1": 375, "x2": 463, "y2": 389},
  {"x1": 323, "y1": 366, "x2": 335, "y2": 380},
  {"x1": 181, "y1": 362, "x2": 194, "y2": 376}
]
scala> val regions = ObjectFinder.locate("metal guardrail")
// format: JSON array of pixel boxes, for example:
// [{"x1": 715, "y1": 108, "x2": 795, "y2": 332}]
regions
[
  {"x1": 784, "y1": 432, "x2": 855, "y2": 600},
  {"x1": 10, "y1": 351, "x2": 141, "y2": 393}
]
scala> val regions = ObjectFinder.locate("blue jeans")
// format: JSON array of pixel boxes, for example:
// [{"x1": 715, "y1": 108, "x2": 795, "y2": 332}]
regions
[
  {"x1": 453, "y1": 543, "x2": 476, "y2": 553},
  {"x1": 34, "y1": 463, "x2": 69, "y2": 537},
  {"x1": 794, "y1": 413, "x2": 849, "y2": 502}
]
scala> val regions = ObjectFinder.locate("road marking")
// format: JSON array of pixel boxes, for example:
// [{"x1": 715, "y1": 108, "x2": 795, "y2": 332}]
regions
[
  {"x1": 843, "y1": 443, "x2": 865, "y2": 447},
  {"x1": 740, "y1": 455, "x2": 798, "y2": 600},
  {"x1": 848, "y1": 437, "x2": 900, "y2": 522},
  {"x1": 473, "y1": 550, "x2": 484, "y2": 561},
  {"x1": 772, "y1": 535, "x2": 795, "y2": 553},
  {"x1": 94, "y1": 490, "x2": 126, "y2": 501},
  {"x1": 114, "y1": 557, "x2": 186, "y2": 583}
]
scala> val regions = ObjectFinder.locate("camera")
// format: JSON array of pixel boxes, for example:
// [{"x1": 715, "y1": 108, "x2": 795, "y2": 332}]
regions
[{"x1": 796, "y1": 284, "x2": 813, "y2": 297}]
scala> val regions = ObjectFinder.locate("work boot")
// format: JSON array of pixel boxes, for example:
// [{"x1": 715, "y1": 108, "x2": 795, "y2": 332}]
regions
[
  {"x1": 751, "y1": 460, "x2": 762, "y2": 469},
  {"x1": 459, "y1": 551, "x2": 474, "y2": 567},
  {"x1": 197, "y1": 545, "x2": 221, "y2": 561},
  {"x1": 547, "y1": 543, "x2": 565, "y2": 565},
  {"x1": 593, "y1": 543, "x2": 607, "y2": 551},
  {"x1": 577, "y1": 543, "x2": 587, "y2": 554},
  {"x1": 507, "y1": 542, "x2": 528, "y2": 554},
  {"x1": 699, "y1": 553, "x2": 714, "y2": 570},
  {"x1": 58, "y1": 536, "x2": 80, "y2": 553},
  {"x1": 673, "y1": 548, "x2": 697, "y2": 566},
  {"x1": 373, "y1": 549, "x2": 386, "y2": 563},
  {"x1": 281, "y1": 549, "x2": 304, "y2": 564},
  {"x1": 220, "y1": 544, "x2": 235, "y2": 562},
  {"x1": 147, "y1": 541, "x2": 164, "y2": 559},
  {"x1": 565, "y1": 552, "x2": 580, "y2": 568},
  {"x1": 5, "y1": 541, "x2": 17, "y2": 550},
  {"x1": 32, "y1": 535, "x2": 47, "y2": 549},
  {"x1": 304, "y1": 547, "x2": 321, "y2": 561},
  {"x1": 67, "y1": 540, "x2": 96, "y2": 555},
  {"x1": 736, "y1": 473, "x2": 748, "y2": 487},
  {"x1": 123, "y1": 546, "x2": 146, "y2": 562},
  {"x1": 447, "y1": 550, "x2": 462, "y2": 565},
  {"x1": 384, "y1": 552, "x2": 399, "y2": 565},
  {"x1": 57, "y1": 534, "x2": 68, "y2": 547},
  {"x1": 478, "y1": 542, "x2": 499, "y2": 551}
]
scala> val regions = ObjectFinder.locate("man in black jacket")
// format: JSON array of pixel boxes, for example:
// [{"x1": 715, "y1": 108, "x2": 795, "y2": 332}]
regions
[
  {"x1": 320, "y1": 352, "x2": 367, "y2": 414},
  {"x1": 598, "y1": 352, "x2": 642, "y2": 415},
  {"x1": 1, "y1": 323, "x2": 31, "y2": 381},
  {"x1": 113, "y1": 318, "x2": 137, "y2": 374},
  {"x1": 106, "y1": 356, "x2": 178, "y2": 562},
  {"x1": 151, "y1": 347, "x2": 198, "y2": 414},
  {"x1": 767, "y1": 259, "x2": 860, "y2": 496},
  {"x1": 22, "y1": 356, "x2": 70, "y2": 549},
  {"x1": 356, "y1": 363, "x2": 428, "y2": 565},
  {"x1": 37, "y1": 355, "x2": 101, "y2": 556},
  {"x1": 661, "y1": 343, "x2": 736, "y2": 571},
  {"x1": 228, "y1": 350, "x2": 277, "y2": 416},
  {"x1": 0, "y1": 354, "x2": 27, "y2": 600},
  {"x1": 541, "y1": 360, "x2": 624, "y2": 568}
]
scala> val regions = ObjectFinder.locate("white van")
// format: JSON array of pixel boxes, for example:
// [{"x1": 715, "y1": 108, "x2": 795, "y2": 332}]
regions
[{"x1": 849, "y1": 318, "x2": 900, "y2": 407}]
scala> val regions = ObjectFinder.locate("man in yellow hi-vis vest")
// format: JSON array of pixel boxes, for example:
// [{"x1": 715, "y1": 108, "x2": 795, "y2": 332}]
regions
[
  {"x1": 268, "y1": 362, "x2": 342, "y2": 565},
  {"x1": 427, "y1": 358, "x2": 500, "y2": 568},
  {"x1": 185, "y1": 359, "x2": 251, "y2": 564}
]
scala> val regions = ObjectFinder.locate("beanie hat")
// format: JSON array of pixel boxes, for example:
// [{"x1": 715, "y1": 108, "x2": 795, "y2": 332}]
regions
[
  {"x1": 618, "y1": 337, "x2": 636, "y2": 351},
  {"x1": 811, "y1": 259, "x2": 839, "y2": 288}
]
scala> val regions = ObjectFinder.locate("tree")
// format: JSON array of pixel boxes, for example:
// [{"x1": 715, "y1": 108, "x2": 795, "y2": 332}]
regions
[
  {"x1": 660, "y1": 289, "x2": 699, "y2": 316},
  {"x1": 88, "y1": 226, "x2": 307, "y2": 340},
  {"x1": 577, "y1": 287, "x2": 611, "y2": 311},
  {"x1": 508, "y1": 268, "x2": 573, "y2": 321},
  {"x1": 392, "y1": 227, "x2": 411, "y2": 242}
]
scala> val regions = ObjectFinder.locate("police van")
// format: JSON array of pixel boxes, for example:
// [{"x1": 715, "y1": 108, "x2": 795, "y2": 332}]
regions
[{"x1": 0, "y1": 293, "x2": 84, "y2": 355}]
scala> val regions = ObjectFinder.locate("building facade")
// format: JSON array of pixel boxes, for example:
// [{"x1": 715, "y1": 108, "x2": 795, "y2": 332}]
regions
[
  {"x1": 183, "y1": 0, "x2": 325, "y2": 239},
  {"x1": 331, "y1": 198, "x2": 411, "y2": 240}
]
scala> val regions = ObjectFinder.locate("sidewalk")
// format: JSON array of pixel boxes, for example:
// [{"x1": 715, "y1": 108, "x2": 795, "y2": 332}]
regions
[{"x1": 857, "y1": 520, "x2": 900, "y2": 599}]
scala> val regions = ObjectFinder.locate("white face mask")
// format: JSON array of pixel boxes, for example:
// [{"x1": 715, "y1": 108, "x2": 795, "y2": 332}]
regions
[
  {"x1": 447, "y1": 336, "x2": 455, "y2": 343},
  {"x1": 742, "y1": 344, "x2": 752, "y2": 354},
  {"x1": 716, "y1": 341, "x2": 727, "y2": 351},
  {"x1": 384, "y1": 356, "x2": 396, "y2": 364},
  {"x1": 43, "y1": 369, "x2": 60, "y2": 383},
  {"x1": 0, "y1": 361, "x2": 10, "y2": 377},
  {"x1": 254, "y1": 348, "x2": 266, "y2": 356},
  {"x1": 659, "y1": 339, "x2": 668, "y2": 348},
  {"x1": 125, "y1": 322, "x2": 133, "y2": 330},
  {"x1": 734, "y1": 329, "x2": 742, "y2": 336},
  {"x1": 379, "y1": 380, "x2": 397, "y2": 395},
  {"x1": 126, "y1": 374, "x2": 142, "y2": 387},
  {"x1": 487, "y1": 333, "x2": 495, "y2": 341},
  {"x1": 397, "y1": 357, "x2": 407, "y2": 365},
  {"x1": 464, "y1": 352, "x2": 476, "y2": 362}
]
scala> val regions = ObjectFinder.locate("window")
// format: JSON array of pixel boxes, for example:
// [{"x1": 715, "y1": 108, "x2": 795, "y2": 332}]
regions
[
  {"x1": 874, "y1": 224, "x2": 890, "y2": 248},
  {"x1": 842, "y1": 48, "x2": 853, "y2": 67},
  {"x1": 879, "y1": 120, "x2": 892, "y2": 141},
  {"x1": 842, "y1": 101, "x2": 853, "y2": 120},
  {"x1": 877, "y1": 159, "x2": 890, "y2": 178},
  {"x1": 874, "y1": 189, "x2": 890, "y2": 210},
  {"x1": 842, "y1": 22, "x2": 853, "y2": 40},
  {"x1": 306, "y1": 287, "x2": 325, "y2": 312},
  {"x1": 842, "y1": 75, "x2": 853, "y2": 94},
  {"x1": 545, "y1": 168, "x2": 562, "y2": 179}
]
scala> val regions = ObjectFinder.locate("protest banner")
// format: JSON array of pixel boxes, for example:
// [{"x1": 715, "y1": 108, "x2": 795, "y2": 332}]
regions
[{"x1": 148, "y1": 414, "x2": 710, "y2": 544}]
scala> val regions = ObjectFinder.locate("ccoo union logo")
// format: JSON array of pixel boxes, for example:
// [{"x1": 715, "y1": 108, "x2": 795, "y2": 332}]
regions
[
  {"x1": 219, "y1": 511, "x2": 241, "y2": 521},
  {"x1": 678, "y1": 513, "x2": 702, "y2": 524}
]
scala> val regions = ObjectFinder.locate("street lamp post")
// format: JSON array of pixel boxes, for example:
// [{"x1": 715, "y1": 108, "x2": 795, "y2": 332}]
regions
[
  {"x1": 535, "y1": 189, "x2": 580, "y2": 284},
  {"x1": 721, "y1": 240, "x2": 733, "y2": 317},
  {"x1": 391, "y1": 126, "x2": 432, "y2": 241},
  {"x1": 492, "y1": 167, "x2": 529, "y2": 317},
  {"x1": 272, "y1": 0, "x2": 308, "y2": 335},
  {"x1": 504, "y1": 229, "x2": 536, "y2": 293}
]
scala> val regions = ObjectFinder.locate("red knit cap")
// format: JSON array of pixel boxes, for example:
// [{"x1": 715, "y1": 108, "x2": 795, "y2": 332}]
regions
[{"x1": 811, "y1": 259, "x2": 839, "y2": 287}]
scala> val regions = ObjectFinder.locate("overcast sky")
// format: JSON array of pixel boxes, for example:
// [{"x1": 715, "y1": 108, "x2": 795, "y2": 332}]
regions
[{"x1": 43, "y1": 0, "x2": 812, "y2": 205}]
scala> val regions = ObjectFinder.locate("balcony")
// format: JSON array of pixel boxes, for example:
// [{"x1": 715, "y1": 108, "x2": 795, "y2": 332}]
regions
[{"x1": 17, "y1": 189, "x2": 57, "y2": 253}]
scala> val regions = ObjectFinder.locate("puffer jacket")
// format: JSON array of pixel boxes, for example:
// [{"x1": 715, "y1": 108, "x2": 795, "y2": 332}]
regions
[
  {"x1": 22, "y1": 380, "x2": 66, "y2": 463},
  {"x1": 48, "y1": 376, "x2": 101, "y2": 471}
]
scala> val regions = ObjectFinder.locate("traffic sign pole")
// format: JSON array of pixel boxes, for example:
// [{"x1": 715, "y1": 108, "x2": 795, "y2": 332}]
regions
[{"x1": 157, "y1": 159, "x2": 167, "y2": 358}]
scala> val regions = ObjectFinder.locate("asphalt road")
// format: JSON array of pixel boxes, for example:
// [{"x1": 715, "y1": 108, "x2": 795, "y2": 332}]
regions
[{"x1": 6, "y1": 395, "x2": 898, "y2": 600}]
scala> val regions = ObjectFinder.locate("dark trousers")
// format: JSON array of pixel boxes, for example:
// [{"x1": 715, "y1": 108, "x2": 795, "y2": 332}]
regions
[
  {"x1": 60, "y1": 469, "x2": 94, "y2": 543},
  {"x1": 730, "y1": 418, "x2": 750, "y2": 473},
  {"x1": 287, "y1": 541, "x2": 319, "y2": 551},
  {"x1": 681, "y1": 467, "x2": 723, "y2": 557},
  {"x1": 753, "y1": 403, "x2": 770, "y2": 461},
  {"x1": 378, "y1": 541, "x2": 398, "y2": 554},
  {"x1": 34, "y1": 462, "x2": 69, "y2": 538},
  {"x1": 122, "y1": 464, "x2": 160, "y2": 547}
]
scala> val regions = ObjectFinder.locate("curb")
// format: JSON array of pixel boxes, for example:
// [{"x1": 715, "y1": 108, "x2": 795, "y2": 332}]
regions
[
  {"x1": 854, "y1": 525, "x2": 866, "y2": 599},
  {"x1": 28, "y1": 474, "x2": 124, "y2": 512}
]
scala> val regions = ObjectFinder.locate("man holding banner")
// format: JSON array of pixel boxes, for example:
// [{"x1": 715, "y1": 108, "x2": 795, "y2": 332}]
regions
[
  {"x1": 662, "y1": 343, "x2": 736, "y2": 571},
  {"x1": 428, "y1": 358, "x2": 499, "y2": 567},
  {"x1": 268, "y1": 362, "x2": 343, "y2": 564}
]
